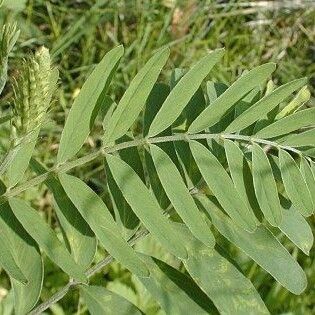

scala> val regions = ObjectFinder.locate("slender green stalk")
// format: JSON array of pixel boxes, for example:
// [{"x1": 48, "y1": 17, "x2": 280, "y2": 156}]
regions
[{"x1": 1, "y1": 132, "x2": 311, "y2": 203}]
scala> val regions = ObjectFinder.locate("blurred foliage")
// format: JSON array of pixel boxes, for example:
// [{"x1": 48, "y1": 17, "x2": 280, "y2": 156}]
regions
[{"x1": 0, "y1": 1, "x2": 314, "y2": 314}]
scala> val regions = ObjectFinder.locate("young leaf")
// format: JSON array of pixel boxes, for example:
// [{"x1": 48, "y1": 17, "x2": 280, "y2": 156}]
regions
[
  {"x1": 30, "y1": 158, "x2": 96, "y2": 268},
  {"x1": 256, "y1": 107, "x2": 315, "y2": 139},
  {"x1": 0, "y1": 199, "x2": 43, "y2": 315},
  {"x1": 198, "y1": 195, "x2": 307, "y2": 295},
  {"x1": 174, "y1": 223, "x2": 269, "y2": 315},
  {"x1": 188, "y1": 63, "x2": 276, "y2": 133},
  {"x1": 105, "y1": 153, "x2": 187, "y2": 259},
  {"x1": 80, "y1": 285, "x2": 142, "y2": 315},
  {"x1": 279, "y1": 197, "x2": 313, "y2": 255},
  {"x1": 58, "y1": 45, "x2": 124, "y2": 163},
  {"x1": 279, "y1": 149, "x2": 313, "y2": 216},
  {"x1": 281, "y1": 129, "x2": 315, "y2": 148},
  {"x1": 252, "y1": 143, "x2": 283, "y2": 226},
  {"x1": 150, "y1": 144, "x2": 215, "y2": 247},
  {"x1": 148, "y1": 49, "x2": 225, "y2": 137},
  {"x1": 59, "y1": 173, "x2": 149, "y2": 277},
  {"x1": 225, "y1": 78, "x2": 307, "y2": 132},
  {"x1": 138, "y1": 254, "x2": 215, "y2": 315},
  {"x1": 9, "y1": 198, "x2": 87, "y2": 282},
  {"x1": 104, "y1": 47, "x2": 170, "y2": 143},
  {"x1": 190, "y1": 140, "x2": 257, "y2": 232}
]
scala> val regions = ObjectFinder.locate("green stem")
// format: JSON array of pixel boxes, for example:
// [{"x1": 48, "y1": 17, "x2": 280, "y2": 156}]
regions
[{"x1": 1, "y1": 132, "x2": 311, "y2": 203}]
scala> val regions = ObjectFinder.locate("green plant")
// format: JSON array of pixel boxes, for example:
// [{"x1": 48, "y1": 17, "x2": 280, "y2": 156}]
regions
[{"x1": 0, "y1": 22, "x2": 314, "y2": 315}]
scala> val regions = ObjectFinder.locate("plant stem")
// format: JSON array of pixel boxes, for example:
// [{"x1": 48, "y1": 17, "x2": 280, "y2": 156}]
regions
[
  {"x1": 29, "y1": 228, "x2": 150, "y2": 315},
  {"x1": 1, "y1": 132, "x2": 311, "y2": 203}
]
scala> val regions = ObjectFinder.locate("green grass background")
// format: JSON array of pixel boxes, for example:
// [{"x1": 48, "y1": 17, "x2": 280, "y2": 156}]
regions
[{"x1": 0, "y1": 1, "x2": 315, "y2": 314}]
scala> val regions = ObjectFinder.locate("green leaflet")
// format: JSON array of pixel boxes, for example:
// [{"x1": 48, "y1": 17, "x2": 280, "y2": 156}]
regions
[
  {"x1": 143, "y1": 83, "x2": 172, "y2": 209},
  {"x1": 206, "y1": 81, "x2": 228, "y2": 104},
  {"x1": 58, "y1": 45, "x2": 124, "y2": 163},
  {"x1": 150, "y1": 144, "x2": 215, "y2": 247},
  {"x1": 105, "y1": 153, "x2": 187, "y2": 259},
  {"x1": 256, "y1": 107, "x2": 315, "y2": 139},
  {"x1": 198, "y1": 195, "x2": 307, "y2": 295},
  {"x1": 252, "y1": 143, "x2": 282, "y2": 226},
  {"x1": 224, "y1": 139, "x2": 260, "y2": 218},
  {"x1": 300, "y1": 157, "x2": 315, "y2": 212},
  {"x1": 30, "y1": 158, "x2": 96, "y2": 268},
  {"x1": 143, "y1": 83, "x2": 170, "y2": 136},
  {"x1": 105, "y1": 162, "x2": 140, "y2": 241},
  {"x1": 0, "y1": 231, "x2": 26, "y2": 283},
  {"x1": 278, "y1": 149, "x2": 314, "y2": 216},
  {"x1": 188, "y1": 63, "x2": 276, "y2": 133},
  {"x1": 225, "y1": 78, "x2": 307, "y2": 132},
  {"x1": 7, "y1": 129, "x2": 39, "y2": 187},
  {"x1": 80, "y1": 285, "x2": 142, "y2": 315},
  {"x1": 0, "y1": 201, "x2": 43, "y2": 315},
  {"x1": 148, "y1": 49, "x2": 224, "y2": 137},
  {"x1": 138, "y1": 254, "x2": 215, "y2": 315},
  {"x1": 50, "y1": 0, "x2": 108, "y2": 57},
  {"x1": 59, "y1": 174, "x2": 149, "y2": 277},
  {"x1": 104, "y1": 47, "x2": 170, "y2": 143},
  {"x1": 281, "y1": 129, "x2": 315, "y2": 147},
  {"x1": 168, "y1": 67, "x2": 207, "y2": 129},
  {"x1": 190, "y1": 140, "x2": 257, "y2": 232},
  {"x1": 8, "y1": 197, "x2": 87, "y2": 282},
  {"x1": 174, "y1": 223, "x2": 269, "y2": 315},
  {"x1": 279, "y1": 197, "x2": 313, "y2": 255},
  {"x1": 105, "y1": 134, "x2": 144, "y2": 240}
]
